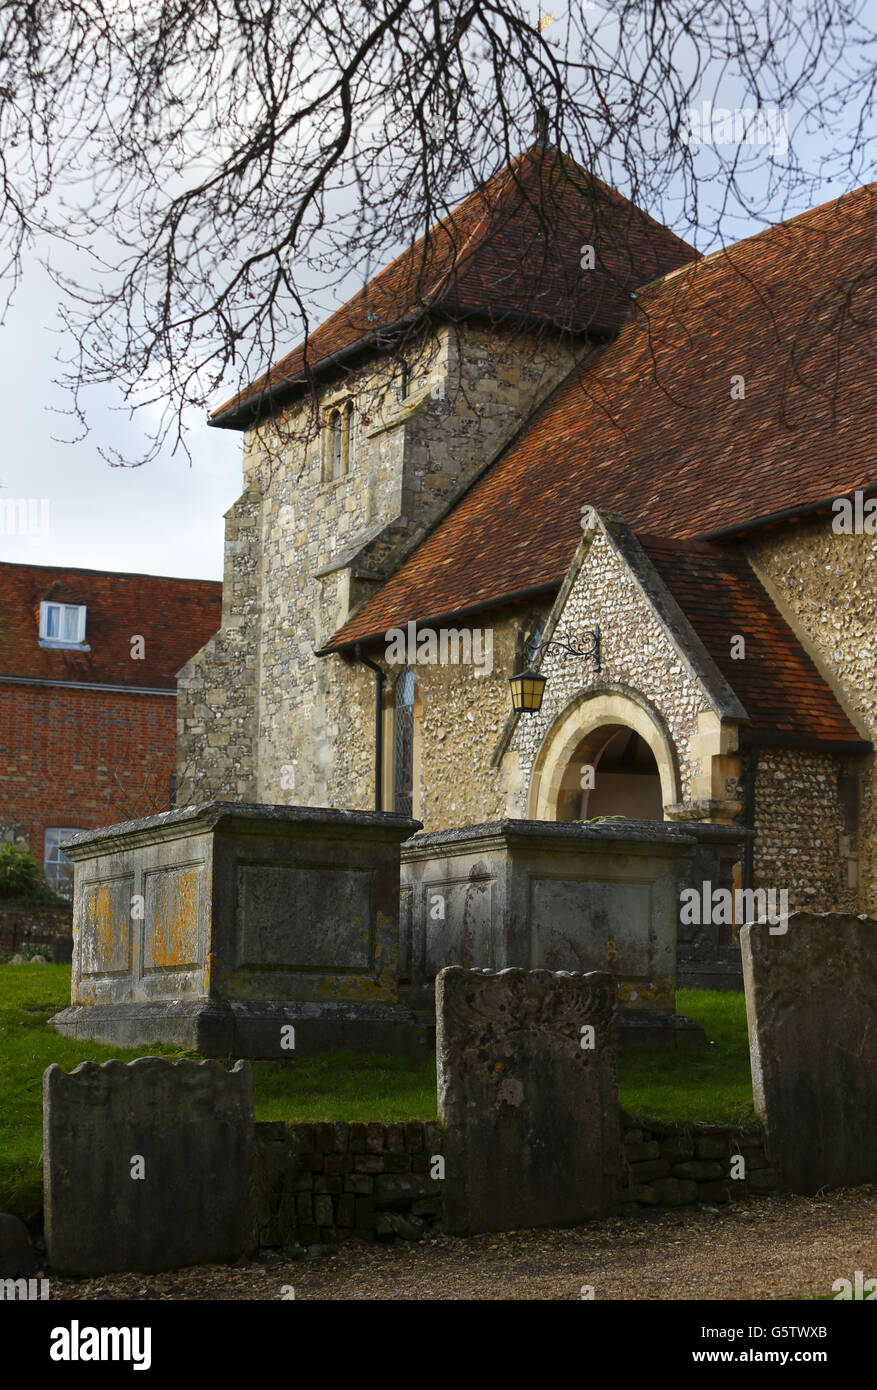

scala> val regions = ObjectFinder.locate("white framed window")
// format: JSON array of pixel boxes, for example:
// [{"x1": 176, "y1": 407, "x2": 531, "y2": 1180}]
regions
[
  {"x1": 44, "y1": 828, "x2": 85, "y2": 897},
  {"x1": 39, "y1": 601, "x2": 87, "y2": 647}
]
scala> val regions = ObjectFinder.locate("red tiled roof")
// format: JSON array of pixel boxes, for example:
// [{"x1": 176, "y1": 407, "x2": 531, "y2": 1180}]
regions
[
  {"x1": 325, "y1": 180, "x2": 877, "y2": 652},
  {"x1": 211, "y1": 146, "x2": 696, "y2": 426},
  {"x1": 0, "y1": 563, "x2": 221, "y2": 690},
  {"x1": 639, "y1": 536, "x2": 863, "y2": 745}
]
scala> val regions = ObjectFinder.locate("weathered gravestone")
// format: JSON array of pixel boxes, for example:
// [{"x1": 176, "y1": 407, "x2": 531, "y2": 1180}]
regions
[
  {"x1": 436, "y1": 966, "x2": 621, "y2": 1235},
  {"x1": 44, "y1": 1057, "x2": 253, "y2": 1274},
  {"x1": 741, "y1": 912, "x2": 877, "y2": 1193}
]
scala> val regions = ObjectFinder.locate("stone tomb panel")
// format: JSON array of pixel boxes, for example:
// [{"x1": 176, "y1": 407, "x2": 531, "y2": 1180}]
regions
[
  {"x1": 423, "y1": 873, "x2": 495, "y2": 978},
  {"x1": 528, "y1": 875, "x2": 653, "y2": 976},
  {"x1": 235, "y1": 862, "x2": 376, "y2": 971},
  {"x1": 143, "y1": 863, "x2": 204, "y2": 973},
  {"x1": 399, "y1": 885, "x2": 413, "y2": 983},
  {"x1": 79, "y1": 874, "x2": 135, "y2": 977}
]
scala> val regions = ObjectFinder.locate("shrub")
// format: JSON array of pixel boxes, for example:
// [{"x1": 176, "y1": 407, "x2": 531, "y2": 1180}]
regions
[{"x1": 0, "y1": 842, "x2": 64, "y2": 903}]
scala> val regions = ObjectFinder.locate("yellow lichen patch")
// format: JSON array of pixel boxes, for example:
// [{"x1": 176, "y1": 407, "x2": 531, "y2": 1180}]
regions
[
  {"x1": 90, "y1": 882, "x2": 117, "y2": 970},
  {"x1": 79, "y1": 877, "x2": 131, "y2": 977},
  {"x1": 617, "y1": 977, "x2": 675, "y2": 1009},
  {"x1": 314, "y1": 972, "x2": 394, "y2": 1002},
  {"x1": 146, "y1": 867, "x2": 200, "y2": 969}
]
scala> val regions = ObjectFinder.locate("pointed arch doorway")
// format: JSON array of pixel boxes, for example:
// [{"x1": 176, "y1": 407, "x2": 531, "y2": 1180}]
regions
[{"x1": 527, "y1": 690, "x2": 679, "y2": 822}]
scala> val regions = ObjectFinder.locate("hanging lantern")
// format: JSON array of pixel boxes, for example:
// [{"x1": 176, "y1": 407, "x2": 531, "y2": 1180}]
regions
[
  {"x1": 508, "y1": 667, "x2": 547, "y2": 713},
  {"x1": 508, "y1": 625, "x2": 601, "y2": 714}
]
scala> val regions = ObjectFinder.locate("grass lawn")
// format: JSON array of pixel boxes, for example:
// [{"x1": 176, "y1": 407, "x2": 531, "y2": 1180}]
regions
[
  {"x1": 0, "y1": 964, "x2": 188, "y2": 1220},
  {"x1": 619, "y1": 988, "x2": 757, "y2": 1129},
  {"x1": 0, "y1": 965, "x2": 754, "y2": 1219},
  {"x1": 0, "y1": 964, "x2": 436, "y2": 1218}
]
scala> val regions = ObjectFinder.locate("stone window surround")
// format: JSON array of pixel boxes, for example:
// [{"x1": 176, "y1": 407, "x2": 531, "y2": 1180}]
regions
[{"x1": 320, "y1": 397, "x2": 356, "y2": 484}]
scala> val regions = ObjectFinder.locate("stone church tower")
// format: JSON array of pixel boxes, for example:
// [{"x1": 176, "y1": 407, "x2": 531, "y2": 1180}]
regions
[{"x1": 177, "y1": 148, "x2": 695, "y2": 812}]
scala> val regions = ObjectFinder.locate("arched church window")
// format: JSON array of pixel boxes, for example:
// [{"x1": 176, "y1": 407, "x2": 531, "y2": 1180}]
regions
[
  {"x1": 525, "y1": 621, "x2": 545, "y2": 667},
  {"x1": 322, "y1": 399, "x2": 355, "y2": 482},
  {"x1": 344, "y1": 399, "x2": 355, "y2": 470},
  {"x1": 393, "y1": 665, "x2": 416, "y2": 816},
  {"x1": 396, "y1": 360, "x2": 409, "y2": 402},
  {"x1": 332, "y1": 409, "x2": 344, "y2": 479}
]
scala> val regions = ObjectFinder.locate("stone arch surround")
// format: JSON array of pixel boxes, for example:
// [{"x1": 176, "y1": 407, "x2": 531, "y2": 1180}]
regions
[{"x1": 527, "y1": 684, "x2": 682, "y2": 821}]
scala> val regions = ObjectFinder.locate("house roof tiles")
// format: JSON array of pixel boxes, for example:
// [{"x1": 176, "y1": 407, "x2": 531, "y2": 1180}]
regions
[{"x1": 0, "y1": 563, "x2": 221, "y2": 690}]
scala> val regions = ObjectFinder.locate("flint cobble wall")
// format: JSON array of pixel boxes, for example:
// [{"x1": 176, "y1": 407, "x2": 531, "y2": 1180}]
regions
[
  {"x1": 751, "y1": 748, "x2": 858, "y2": 914},
  {"x1": 507, "y1": 528, "x2": 707, "y2": 808},
  {"x1": 746, "y1": 517, "x2": 876, "y2": 914}
]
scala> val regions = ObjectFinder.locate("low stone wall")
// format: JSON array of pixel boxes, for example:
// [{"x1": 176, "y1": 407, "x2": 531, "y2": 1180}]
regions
[
  {"x1": 250, "y1": 1120, "x2": 445, "y2": 1247},
  {"x1": 621, "y1": 1121, "x2": 775, "y2": 1207},
  {"x1": 248, "y1": 1116, "x2": 775, "y2": 1248},
  {"x1": 39, "y1": 1068, "x2": 777, "y2": 1270},
  {"x1": 0, "y1": 902, "x2": 72, "y2": 955}
]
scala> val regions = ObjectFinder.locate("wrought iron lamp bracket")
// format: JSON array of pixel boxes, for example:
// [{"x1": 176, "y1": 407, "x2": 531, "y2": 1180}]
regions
[{"x1": 532, "y1": 624, "x2": 601, "y2": 674}]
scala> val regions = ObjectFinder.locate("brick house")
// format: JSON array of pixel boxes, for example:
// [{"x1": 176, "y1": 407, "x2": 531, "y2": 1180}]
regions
[
  {"x1": 178, "y1": 145, "x2": 877, "y2": 932},
  {"x1": 0, "y1": 563, "x2": 220, "y2": 893}
]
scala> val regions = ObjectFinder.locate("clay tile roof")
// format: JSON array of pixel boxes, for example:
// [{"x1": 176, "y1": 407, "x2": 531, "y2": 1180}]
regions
[
  {"x1": 324, "y1": 180, "x2": 877, "y2": 654},
  {"x1": 0, "y1": 562, "x2": 222, "y2": 690},
  {"x1": 211, "y1": 145, "x2": 696, "y2": 427},
  {"x1": 638, "y1": 536, "x2": 864, "y2": 746}
]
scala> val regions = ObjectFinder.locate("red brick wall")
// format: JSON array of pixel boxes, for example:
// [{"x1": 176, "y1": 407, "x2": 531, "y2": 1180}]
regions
[{"x1": 0, "y1": 683, "x2": 178, "y2": 864}]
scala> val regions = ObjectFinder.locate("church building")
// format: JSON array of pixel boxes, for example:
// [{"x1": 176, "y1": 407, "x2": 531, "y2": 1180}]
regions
[{"x1": 177, "y1": 145, "x2": 877, "y2": 932}]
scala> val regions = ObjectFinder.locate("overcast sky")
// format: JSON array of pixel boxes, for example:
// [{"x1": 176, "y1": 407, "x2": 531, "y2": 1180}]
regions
[
  {"x1": 0, "y1": 64, "x2": 867, "y2": 583},
  {"x1": 0, "y1": 257, "x2": 241, "y2": 582},
  {"x1": 0, "y1": 183, "x2": 776, "y2": 585}
]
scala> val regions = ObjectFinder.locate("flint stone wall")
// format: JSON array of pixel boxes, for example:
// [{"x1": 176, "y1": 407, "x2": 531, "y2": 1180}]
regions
[
  {"x1": 52, "y1": 802, "x2": 425, "y2": 1056},
  {"x1": 43, "y1": 1057, "x2": 253, "y2": 1274},
  {"x1": 437, "y1": 966, "x2": 621, "y2": 1234},
  {"x1": 741, "y1": 911, "x2": 877, "y2": 1193}
]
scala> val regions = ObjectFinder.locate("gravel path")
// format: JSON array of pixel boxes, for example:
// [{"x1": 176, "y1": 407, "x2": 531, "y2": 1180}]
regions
[{"x1": 46, "y1": 1187, "x2": 877, "y2": 1301}]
